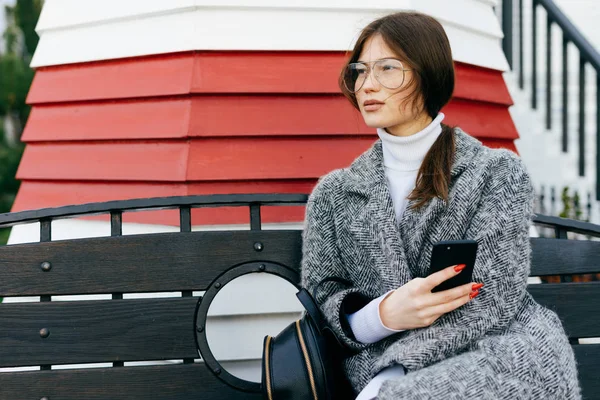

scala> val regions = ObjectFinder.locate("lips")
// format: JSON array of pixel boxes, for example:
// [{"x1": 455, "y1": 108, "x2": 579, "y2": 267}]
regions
[{"x1": 363, "y1": 99, "x2": 385, "y2": 111}]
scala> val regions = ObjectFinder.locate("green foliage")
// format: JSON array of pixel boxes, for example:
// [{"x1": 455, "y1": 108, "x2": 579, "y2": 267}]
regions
[
  {"x1": 559, "y1": 186, "x2": 586, "y2": 222},
  {"x1": 0, "y1": 1, "x2": 42, "y2": 252},
  {"x1": 0, "y1": 52, "x2": 34, "y2": 125},
  {"x1": 0, "y1": 228, "x2": 10, "y2": 246},
  {"x1": 12, "y1": 0, "x2": 42, "y2": 57}
]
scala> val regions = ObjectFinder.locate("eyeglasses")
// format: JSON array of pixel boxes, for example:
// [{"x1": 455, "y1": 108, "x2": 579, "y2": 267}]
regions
[{"x1": 343, "y1": 58, "x2": 411, "y2": 93}]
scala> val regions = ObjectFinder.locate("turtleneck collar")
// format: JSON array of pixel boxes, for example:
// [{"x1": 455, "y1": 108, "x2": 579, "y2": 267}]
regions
[{"x1": 376, "y1": 113, "x2": 445, "y2": 172}]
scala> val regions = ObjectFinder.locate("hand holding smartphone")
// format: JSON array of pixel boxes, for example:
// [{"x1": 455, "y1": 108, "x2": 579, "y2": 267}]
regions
[{"x1": 429, "y1": 240, "x2": 478, "y2": 293}]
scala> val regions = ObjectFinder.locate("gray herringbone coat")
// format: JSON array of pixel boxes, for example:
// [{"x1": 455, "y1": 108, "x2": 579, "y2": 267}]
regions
[{"x1": 300, "y1": 129, "x2": 580, "y2": 399}]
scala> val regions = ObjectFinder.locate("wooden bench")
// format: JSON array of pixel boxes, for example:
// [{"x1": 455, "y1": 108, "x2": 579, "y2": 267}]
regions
[{"x1": 0, "y1": 194, "x2": 598, "y2": 399}]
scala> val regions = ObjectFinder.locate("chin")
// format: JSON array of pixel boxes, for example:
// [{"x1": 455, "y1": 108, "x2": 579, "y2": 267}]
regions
[{"x1": 362, "y1": 115, "x2": 391, "y2": 129}]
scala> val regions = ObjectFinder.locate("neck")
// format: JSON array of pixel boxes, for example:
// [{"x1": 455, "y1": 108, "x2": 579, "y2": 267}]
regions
[
  {"x1": 376, "y1": 113, "x2": 445, "y2": 171},
  {"x1": 385, "y1": 112, "x2": 434, "y2": 137}
]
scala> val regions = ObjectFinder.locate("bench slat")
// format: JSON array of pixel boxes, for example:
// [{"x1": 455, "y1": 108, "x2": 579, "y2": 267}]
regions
[
  {"x1": 528, "y1": 283, "x2": 600, "y2": 338},
  {"x1": 530, "y1": 238, "x2": 600, "y2": 276},
  {"x1": 573, "y1": 344, "x2": 600, "y2": 400},
  {"x1": 0, "y1": 297, "x2": 200, "y2": 367},
  {"x1": 0, "y1": 230, "x2": 302, "y2": 297},
  {"x1": 0, "y1": 363, "x2": 262, "y2": 400},
  {"x1": 1, "y1": 346, "x2": 596, "y2": 400}
]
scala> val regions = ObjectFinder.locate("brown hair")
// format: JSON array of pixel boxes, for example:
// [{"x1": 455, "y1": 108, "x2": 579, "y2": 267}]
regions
[{"x1": 339, "y1": 11, "x2": 456, "y2": 210}]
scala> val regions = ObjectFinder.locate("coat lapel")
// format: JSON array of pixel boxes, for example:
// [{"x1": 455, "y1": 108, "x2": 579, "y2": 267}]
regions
[
  {"x1": 345, "y1": 141, "x2": 413, "y2": 290},
  {"x1": 344, "y1": 128, "x2": 482, "y2": 284}
]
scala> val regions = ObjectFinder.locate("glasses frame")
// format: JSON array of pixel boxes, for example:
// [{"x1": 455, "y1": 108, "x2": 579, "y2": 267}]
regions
[{"x1": 343, "y1": 58, "x2": 412, "y2": 93}]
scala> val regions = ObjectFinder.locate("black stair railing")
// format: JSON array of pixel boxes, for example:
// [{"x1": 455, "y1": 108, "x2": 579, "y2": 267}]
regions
[{"x1": 501, "y1": 0, "x2": 600, "y2": 201}]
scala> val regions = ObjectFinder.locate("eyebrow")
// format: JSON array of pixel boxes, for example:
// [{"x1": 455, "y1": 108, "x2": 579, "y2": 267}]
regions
[{"x1": 355, "y1": 57, "x2": 403, "y2": 63}]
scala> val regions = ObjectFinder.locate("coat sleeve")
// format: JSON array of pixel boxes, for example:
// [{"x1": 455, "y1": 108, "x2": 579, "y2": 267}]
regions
[
  {"x1": 300, "y1": 173, "x2": 373, "y2": 351},
  {"x1": 374, "y1": 152, "x2": 535, "y2": 373}
]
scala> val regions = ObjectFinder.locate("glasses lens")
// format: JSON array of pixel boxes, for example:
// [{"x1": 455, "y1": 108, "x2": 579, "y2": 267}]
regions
[
  {"x1": 343, "y1": 63, "x2": 368, "y2": 93},
  {"x1": 374, "y1": 59, "x2": 405, "y2": 89}
]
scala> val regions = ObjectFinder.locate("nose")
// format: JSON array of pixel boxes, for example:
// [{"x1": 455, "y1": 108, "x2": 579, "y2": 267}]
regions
[{"x1": 360, "y1": 68, "x2": 380, "y2": 92}]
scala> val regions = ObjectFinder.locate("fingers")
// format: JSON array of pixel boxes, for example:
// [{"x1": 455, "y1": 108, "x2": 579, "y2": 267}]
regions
[
  {"x1": 427, "y1": 291, "x2": 473, "y2": 316},
  {"x1": 425, "y1": 282, "x2": 483, "y2": 317},
  {"x1": 429, "y1": 281, "x2": 475, "y2": 304},
  {"x1": 423, "y1": 264, "x2": 467, "y2": 291}
]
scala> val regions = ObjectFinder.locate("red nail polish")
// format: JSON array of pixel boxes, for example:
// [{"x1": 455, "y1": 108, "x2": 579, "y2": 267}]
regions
[
  {"x1": 454, "y1": 264, "x2": 467, "y2": 272},
  {"x1": 472, "y1": 283, "x2": 484, "y2": 291},
  {"x1": 469, "y1": 290, "x2": 480, "y2": 299}
]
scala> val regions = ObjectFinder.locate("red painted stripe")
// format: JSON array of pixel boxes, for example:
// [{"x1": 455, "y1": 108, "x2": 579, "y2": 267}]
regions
[
  {"x1": 22, "y1": 98, "x2": 192, "y2": 141},
  {"x1": 27, "y1": 52, "x2": 512, "y2": 106},
  {"x1": 16, "y1": 141, "x2": 190, "y2": 181},
  {"x1": 444, "y1": 99, "x2": 519, "y2": 140},
  {"x1": 27, "y1": 52, "x2": 196, "y2": 104},
  {"x1": 191, "y1": 52, "x2": 344, "y2": 94},
  {"x1": 15, "y1": 137, "x2": 376, "y2": 181},
  {"x1": 186, "y1": 137, "x2": 375, "y2": 180},
  {"x1": 21, "y1": 96, "x2": 516, "y2": 142},
  {"x1": 453, "y1": 62, "x2": 512, "y2": 106},
  {"x1": 16, "y1": 134, "x2": 517, "y2": 183}
]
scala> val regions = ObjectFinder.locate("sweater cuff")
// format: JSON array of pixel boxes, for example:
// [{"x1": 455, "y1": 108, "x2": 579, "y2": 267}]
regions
[{"x1": 346, "y1": 290, "x2": 405, "y2": 344}]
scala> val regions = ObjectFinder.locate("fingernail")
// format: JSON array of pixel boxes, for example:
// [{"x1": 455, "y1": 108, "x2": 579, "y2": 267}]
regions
[
  {"x1": 469, "y1": 290, "x2": 480, "y2": 299},
  {"x1": 454, "y1": 264, "x2": 466, "y2": 272},
  {"x1": 472, "y1": 283, "x2": 484, "y2": 291}
]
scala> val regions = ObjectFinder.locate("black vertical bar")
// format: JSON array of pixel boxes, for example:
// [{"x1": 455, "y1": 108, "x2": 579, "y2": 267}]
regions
[
  {"x1": 519, "y1": 0, "x2": 524, "y2": 89},
  {"x1": 180, "y1": 206, "x2": 194, "y2": 364},
  {"x1": 579, "y1": 56, "x2": 586, "y2": 177},
  {"x1": 180, "y1": 207, "x2": 192, "y2": 295},
  {"x1": 110, "y1": 211, "x2": 124, "y2": 367},
  {"x1": 597, "y1": 74, "x2": 600, "y2": 200},
  {"x1": 250, "y1": 204, "x2": 262, "y2": 231},
  {"x1": 110, "y1": 211, "x2": 123, "y2": 301},
  {"x1": 546, "y1": 15, "x2": 552, "y2": 130},
  {"x1": 562, "y1": 36, "x2": 569, "y2": 152},
  {"x1": 555, "y1": 227, "x2": 568, "y2": 239},
  {"x1": 110, "y1": 211, "x2": 122, "y2": 237},
  {"x1": 40, "y1": 219, "x2": 51, "y2": 242},
  {"x1": 40, "y1": 219, "x2": 51, "y2": 370},
  {"x1": 532, "y1": 0, "x2": 538, "y2": 109},
  {"x1": 40, "y1": 219, "x2": 51, "y2": 303},
  {"x1": 503, "y1": 0, "x2": 514, "y2": 69},
  {"x1": 180, "y1": 206, "x2": 192, "y2": 233},
  {"x1": 551, "y1": 187, "x2": 556, "y2": 215}
]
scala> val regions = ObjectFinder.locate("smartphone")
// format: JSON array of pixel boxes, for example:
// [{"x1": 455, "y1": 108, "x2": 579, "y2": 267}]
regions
[{"x1": 429, "y1": 240, "x2": 478, "y2": 293}]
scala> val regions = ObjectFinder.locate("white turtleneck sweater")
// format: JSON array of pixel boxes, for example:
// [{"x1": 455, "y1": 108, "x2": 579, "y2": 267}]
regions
[{"x1": 348, "y1": 113, "x2": 444, "y2": 400}]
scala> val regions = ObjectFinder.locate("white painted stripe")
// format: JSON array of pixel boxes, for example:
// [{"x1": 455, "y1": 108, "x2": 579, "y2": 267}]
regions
[
  {"x1": 36, "y1": 0, "x2": 500, "y2": 33},
  {"x1": 7, "y1": 218, "x2": 303, "y2": 245},
  {"x1": 31, "y1": 0, "x2": 509, "y2": 71}
]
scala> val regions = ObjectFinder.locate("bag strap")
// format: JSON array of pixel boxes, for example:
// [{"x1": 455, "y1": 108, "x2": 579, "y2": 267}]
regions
[{"x1": 295, "y1": 276, "x2": 353, "y2": 331}]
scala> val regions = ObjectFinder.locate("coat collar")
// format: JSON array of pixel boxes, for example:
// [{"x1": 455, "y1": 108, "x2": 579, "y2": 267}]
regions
[
  {"x1": 343, "y1": 128, "x2": 482, "y2": 198},
  {"x1": 343, "y1": 128, "x2": 483, "y2": 290}
]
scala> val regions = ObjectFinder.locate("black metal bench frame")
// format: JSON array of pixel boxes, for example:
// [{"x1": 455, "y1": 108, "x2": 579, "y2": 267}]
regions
[{"x1": 0, "y1": 194, "x2": 598, "y2": 399}]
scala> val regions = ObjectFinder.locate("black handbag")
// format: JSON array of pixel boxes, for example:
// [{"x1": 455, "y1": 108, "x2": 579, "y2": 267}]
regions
[{"x1": 261, "y1": 277, "x2": 356, "y2": 400}]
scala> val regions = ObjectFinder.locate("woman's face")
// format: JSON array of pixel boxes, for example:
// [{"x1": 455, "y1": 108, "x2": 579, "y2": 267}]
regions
[{"x1": 354, "y1": 34, "x2": 430, "y2": 136}]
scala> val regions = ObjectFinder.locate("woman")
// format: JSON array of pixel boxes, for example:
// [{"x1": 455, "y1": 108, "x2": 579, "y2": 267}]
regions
[{"x1": 300, "y1": 11, "x2": 580, "y2": 400}]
